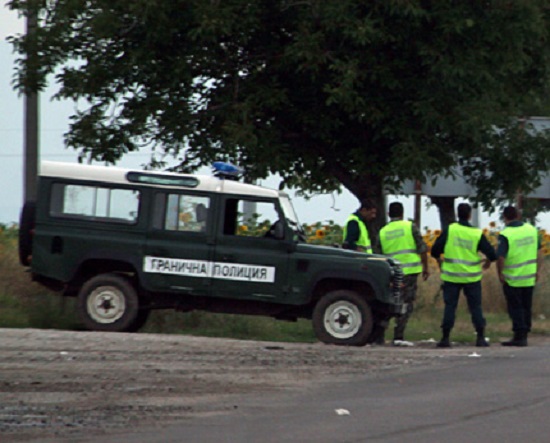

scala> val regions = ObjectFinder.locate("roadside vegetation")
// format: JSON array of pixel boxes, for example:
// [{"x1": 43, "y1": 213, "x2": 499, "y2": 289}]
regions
[{"x1": 1, "y1": 223, "x2": 548, "y2": 344}]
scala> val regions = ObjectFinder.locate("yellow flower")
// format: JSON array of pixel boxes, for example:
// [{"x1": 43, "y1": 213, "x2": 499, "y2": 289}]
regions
[
  {"x1": 315, "y1": 229, "x2": 326, "y2": 239},
  {"x1": 239, "y1": 225, "x2": 248, "y2": 232},
  {"x1": 179, "y1": 212, "x2": 191, "y2": 223}
]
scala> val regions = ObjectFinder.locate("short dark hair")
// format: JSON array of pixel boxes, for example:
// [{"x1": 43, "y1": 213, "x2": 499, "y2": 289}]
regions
[
  {"x1": 388, "y1": 202, "x2": 404, "y2": 218},
  {"x1": 502, "y1": 206, "x2": 519, "y2": 221},
  {"x1": 359, "y1": 199, "x2": 376, "y2": 210},
  {"x1": 457, "y1": 203, "x2": 471, "y2": 220}
]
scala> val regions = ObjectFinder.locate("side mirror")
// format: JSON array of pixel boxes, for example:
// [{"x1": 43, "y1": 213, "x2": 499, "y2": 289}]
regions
[{"x1": 271, "y1": 220, "x2": 284, "y2": 240}]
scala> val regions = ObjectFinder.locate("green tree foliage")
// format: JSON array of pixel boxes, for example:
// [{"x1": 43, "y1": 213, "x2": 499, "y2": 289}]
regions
[{"x1": 8, "y1": 0, "x2": 550, "y2": 226}]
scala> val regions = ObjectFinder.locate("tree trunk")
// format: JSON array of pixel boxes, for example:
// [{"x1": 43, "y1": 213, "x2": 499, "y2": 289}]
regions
[{"x1": 430, "y1": 196, "x2": 456, "y2": 230}]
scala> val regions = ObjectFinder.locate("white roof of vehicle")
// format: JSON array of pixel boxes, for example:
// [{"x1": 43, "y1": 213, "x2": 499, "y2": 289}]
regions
[{"x1": 40, "y1": 161, "x2": 281, "y2": 198}]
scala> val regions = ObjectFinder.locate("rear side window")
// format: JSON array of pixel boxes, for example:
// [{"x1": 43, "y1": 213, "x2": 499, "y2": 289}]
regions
[
  {"x1": 160, "y1": 193, "x2": 210, "y2": 233},
  {"x1": 50, "y1": 183, "x2": 140, "y2": 224}
]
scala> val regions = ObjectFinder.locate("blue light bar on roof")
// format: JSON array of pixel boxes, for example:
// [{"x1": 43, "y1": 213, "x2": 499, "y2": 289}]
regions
[{"x1": 212, "y1": 162, "x2": 244, "y2": 180}]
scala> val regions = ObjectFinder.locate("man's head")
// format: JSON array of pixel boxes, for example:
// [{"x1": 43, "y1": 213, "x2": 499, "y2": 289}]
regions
[
  {"x1": 359, "y1": 199, "x2": 377, "y2": 221},
  {"x1": 457, "y1": 203, "x2": 472, "y2": 221},
  {"x1": 502, "y1": 206, "x2": 520, "y2": 223},
  {"x1": 388, "y1": 202, "x2": 404, "y2": 219}
]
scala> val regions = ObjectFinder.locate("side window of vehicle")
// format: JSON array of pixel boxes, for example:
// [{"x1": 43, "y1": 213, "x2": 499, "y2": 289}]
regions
[
  {"x1": 223, "y1": 198, "x2": 281, "y2": 238},
  {"x1": 164, "y1": 194, "x2": 210, "y2": 233},
  {"x1": 50, "y1": 183, "x2": 140, "y2": 223}
]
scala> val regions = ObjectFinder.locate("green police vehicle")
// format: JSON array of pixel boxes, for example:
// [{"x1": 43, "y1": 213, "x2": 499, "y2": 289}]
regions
[{"x1": 19, "y1": 161, "x2": 404, "y2": 346}]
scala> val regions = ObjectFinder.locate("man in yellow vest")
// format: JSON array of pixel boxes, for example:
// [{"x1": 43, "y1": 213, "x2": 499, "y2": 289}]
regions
[
  {"x1": 377, "y1": 202, "x2": 430, "y2": 345},
  {"x1": 342, "y1": 199, "x2": 377, "y2": 253},
  {"x1": 497, "y1": 206, "x2": 544, "y2": 347},
  {"x1": 431, "y1": 203, "x2": 496, "y2": 348}
]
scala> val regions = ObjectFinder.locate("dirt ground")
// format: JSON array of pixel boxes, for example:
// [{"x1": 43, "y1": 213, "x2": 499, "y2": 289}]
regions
[{"x1": 0, "y1": 328, "x2": 545, "y2": 442}]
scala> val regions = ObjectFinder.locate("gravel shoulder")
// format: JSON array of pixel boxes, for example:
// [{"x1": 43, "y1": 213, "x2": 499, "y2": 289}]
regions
[{"x1": 1, "y1": 328, "x2": 546, "y2": 442}]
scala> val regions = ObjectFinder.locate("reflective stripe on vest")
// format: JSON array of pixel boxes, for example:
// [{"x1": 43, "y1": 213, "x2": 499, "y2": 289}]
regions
[
  {"x1": 343, "y1": 214, "x2": 372, "y2": 253},
  {"x1": 500, "y1": 223, "x2": 538, "y2": 287},
  {"x1": 441, "y1": 223, "x2": 483, "y2": 283},
  {"x1": 379, "y1": 220, "x2": 422, "y2": 275}
]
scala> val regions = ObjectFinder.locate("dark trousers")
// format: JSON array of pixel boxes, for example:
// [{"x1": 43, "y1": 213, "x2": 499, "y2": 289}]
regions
[
  {"x1": 503, "y1": 284, "x2": 534, "y2": 333},
  {"x1": 441, "y1": 281, "x2": 486, "y2": 331},
  {"x1": 393, "y1": 274, "x2": 418, "y2": 340}
]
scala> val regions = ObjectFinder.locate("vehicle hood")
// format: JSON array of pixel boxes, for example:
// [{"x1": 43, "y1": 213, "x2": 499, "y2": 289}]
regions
[{"x1": 295, "y1": 243, "x2": 390, "y2": 261}]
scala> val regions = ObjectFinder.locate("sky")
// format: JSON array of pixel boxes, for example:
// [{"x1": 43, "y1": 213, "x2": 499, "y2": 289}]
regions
[{"x1": 1, "y1": 3, "x2": 548, "y2": 231}]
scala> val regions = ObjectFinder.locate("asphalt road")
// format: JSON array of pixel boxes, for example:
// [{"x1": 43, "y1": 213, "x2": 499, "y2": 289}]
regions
[{"x1": 71, "y1": 341, "x2": 549, "y2": 443}]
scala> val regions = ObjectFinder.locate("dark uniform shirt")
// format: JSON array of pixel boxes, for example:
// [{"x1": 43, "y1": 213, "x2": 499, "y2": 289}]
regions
[
  {"x1": 431, "y1": 219, "x2": 497, "y2": 261},
  {"x1": 496, "y1": 221, "x2": 542, "y2": 258}
]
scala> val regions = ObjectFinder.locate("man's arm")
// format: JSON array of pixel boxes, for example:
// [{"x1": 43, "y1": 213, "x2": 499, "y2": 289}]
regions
[
  {"x1": 343, "y1": 220, "x2": 360, "y2": 251},
  {"x1": 536, "y1": 232, "x2": 544, "y2": 282},
  {"x1": 477, "y1": 233, "x2": 497, "y2": 269},
  {"x1": 411, "y1": 224, "x2": 430, "y2": 280},
  {"x1": 420, "y1": 251, "x2": 430, "y2": 280},
  {"x1": 496, "y1": 256, "x2": 506, "y2": 283},
  {"x1": 496, "y1": 234, "x2": 508, "y2": 282},
  {"x1": 430, "y1": 228, "x2": 447, "y2": 269}
]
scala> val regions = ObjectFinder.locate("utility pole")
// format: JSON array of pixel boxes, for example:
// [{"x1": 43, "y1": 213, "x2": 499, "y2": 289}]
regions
[
  {"x1": 24, "y1": 1, "x2": 39, "y2": 202},
  {"x1": 414, "y1": 179, "x2": 422, "y2": 227}
]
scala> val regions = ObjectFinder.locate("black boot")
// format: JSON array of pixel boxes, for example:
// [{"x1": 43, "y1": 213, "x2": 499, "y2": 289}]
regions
[
  {"x1": 502, "y1": 331, "x2": 528, "y2": 347},
  {"x1": 367, "y1": 325, "x2": 386, "y2": 345},
  {"x1": 437, "y1": 328, "x2": 451, "y2": 348},
  {"x1": 476, "y1": 328, "x2": 490, "y2": 347}
]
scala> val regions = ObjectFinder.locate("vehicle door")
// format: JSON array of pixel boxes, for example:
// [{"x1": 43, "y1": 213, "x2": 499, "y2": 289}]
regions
[
  {"x1": 211, "y1": 196, "x2": 290, "y2": 301},
  {"x1": 143, "y1": 191, "x2": 213, "y2": 296}
]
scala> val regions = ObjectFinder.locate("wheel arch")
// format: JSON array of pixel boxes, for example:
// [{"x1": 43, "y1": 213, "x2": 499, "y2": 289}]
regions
[
  {"x1": 65, "y1": 258, "x2": 141, "y2": 297},
  {"x1": 308, "y1": 271, "x2": 381, "y2": 308}
]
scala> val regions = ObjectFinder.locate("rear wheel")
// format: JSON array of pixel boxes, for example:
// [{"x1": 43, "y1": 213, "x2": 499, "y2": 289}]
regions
[
  {"x1": 312, "y1": 290, "x2": 373, "y2": 346},
  {"x1": 77, "y1": 273, "x2": 140, "y2": 332}
]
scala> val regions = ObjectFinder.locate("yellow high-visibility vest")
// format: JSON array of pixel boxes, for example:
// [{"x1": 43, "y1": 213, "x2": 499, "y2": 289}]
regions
[
  {"x1": 343, "y1": 214, "x2": 372, "y2": 253},
  {"x1": 441, "y1": 223, "x2": 483, "y2": 283},
  {"x1": 500, "y1": 223, "x2": 538, "y2": 287},
  {"x1": 380, "y1": 220, "x2": 422, "y2": 275}
]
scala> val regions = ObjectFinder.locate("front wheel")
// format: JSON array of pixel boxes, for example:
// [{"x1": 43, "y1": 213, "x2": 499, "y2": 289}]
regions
[
  {"x1": 312, "y1": 290, "x2": 373, "y2": 346},
  {"x1": 77, "y1": 273, "x2": 140, "y2": 332}
]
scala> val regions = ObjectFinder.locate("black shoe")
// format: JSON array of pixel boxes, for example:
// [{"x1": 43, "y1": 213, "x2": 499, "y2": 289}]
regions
[
  {"x1": 437, "y1": 337, "x2": 451, "y2": 348},
  {"x1": 476, "y1": 336, "x2": 490, "y2": 347},
  {"x1": 367, "y1": 325, "x2": 386, "y2": 345},
  {"x1": 502, "y1": 332, "x2": 528, "y2": 347}
]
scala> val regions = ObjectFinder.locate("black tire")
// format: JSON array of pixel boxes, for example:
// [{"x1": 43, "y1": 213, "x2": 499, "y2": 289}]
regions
[
  {"x1": 126, "y1": 308, "x2": 151, "y2": 332},
  {"x1": 312, "y1": 290, "x2": 373, "y2": 346},
  {"x1": 18, "y1": 201, "x2": 36, "y2": 266},
  {"x1": 77, "y1": 273, "x2": 140, "y2": 332}
]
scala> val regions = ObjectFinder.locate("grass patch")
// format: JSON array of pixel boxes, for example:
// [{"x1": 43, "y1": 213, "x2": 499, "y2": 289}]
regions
[{"x1": 143, "y1": 310, "x2": 317, "y2": 343}]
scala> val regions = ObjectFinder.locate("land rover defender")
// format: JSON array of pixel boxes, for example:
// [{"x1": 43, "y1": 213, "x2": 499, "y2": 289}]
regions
[{"x1": 19, "y1": 161, "x2": 404, "y2": 346}]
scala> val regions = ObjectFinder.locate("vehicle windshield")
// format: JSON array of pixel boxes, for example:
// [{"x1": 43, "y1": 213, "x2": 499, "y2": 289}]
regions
[{"x1": 279, "y1": 195, "x2": 306, "y2": 240}]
